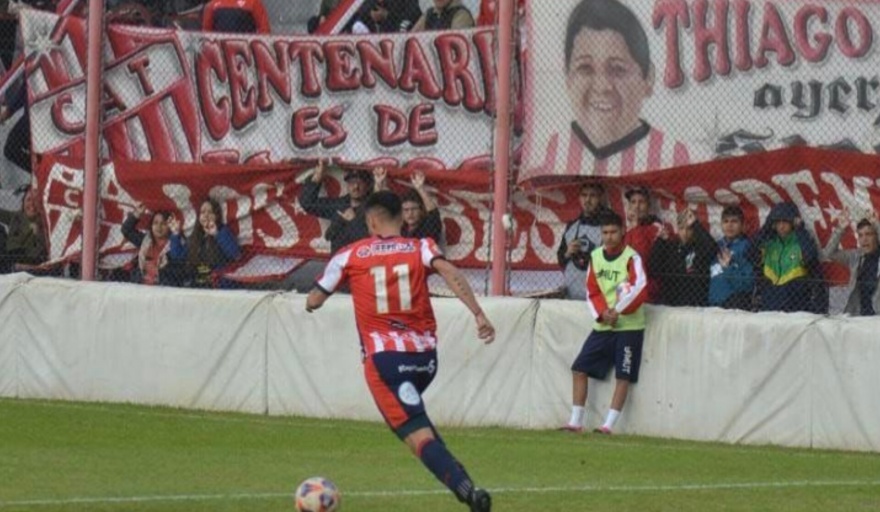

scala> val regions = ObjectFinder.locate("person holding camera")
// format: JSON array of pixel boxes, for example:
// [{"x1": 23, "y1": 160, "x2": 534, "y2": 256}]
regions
[{"x1": 557, "y1": 182, "x2": 612, "y2": 300}]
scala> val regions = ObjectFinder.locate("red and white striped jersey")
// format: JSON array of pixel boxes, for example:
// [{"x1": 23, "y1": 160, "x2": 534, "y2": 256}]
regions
[
  {"x1": 563, "y1": 122, "x2": 690, "y2": 177},
  {"x1": 316, "y1": 236, "x2": 444, "y2": 356}
]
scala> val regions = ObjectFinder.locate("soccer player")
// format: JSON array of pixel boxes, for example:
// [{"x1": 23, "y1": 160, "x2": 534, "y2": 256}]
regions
[
  {"x1": 305, "y1": 190, "x2": 494, "y2": 511},
  {"x1": 562, "y1": 211, "x2": 647, "y2": 434}
]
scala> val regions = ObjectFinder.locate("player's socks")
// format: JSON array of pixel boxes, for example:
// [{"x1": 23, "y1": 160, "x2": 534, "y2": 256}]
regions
[
  {"x1": 417, "y1": 438, "x2": 474, "y2": 503},
  {"x1": 568, "y1": 405, "x2": 585, "y2": 427},
  {"x1": 602, "y1": 409, "x2": 621, "y2": 430}
]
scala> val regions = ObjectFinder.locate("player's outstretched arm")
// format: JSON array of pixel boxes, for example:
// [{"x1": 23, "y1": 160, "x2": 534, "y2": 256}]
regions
[
  {"x1": 432, "y1": 258, "x2": 495, "y2": 344},
  {"x1": 306, "y1": 287, "x2": 330, "y2": 313}
]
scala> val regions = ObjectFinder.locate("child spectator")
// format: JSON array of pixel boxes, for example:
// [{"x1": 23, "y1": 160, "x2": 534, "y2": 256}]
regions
[
  {"x1": 753, "y1": 202, "x2": 826, "y2": 313},
  {"x1": 623, "y1": 186, "x2": 669, "y2": 302},
  {"x1": 708, "y1": 205, "x2": 754, "y2": 310},
  {"x1": 169, "y1": 198, "x2": 241, "y2": 288}
]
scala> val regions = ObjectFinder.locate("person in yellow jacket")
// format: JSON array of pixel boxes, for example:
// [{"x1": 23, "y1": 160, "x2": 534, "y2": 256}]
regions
[{"x1": 561, "y1": 211, "x2": 648, "y2": 435}]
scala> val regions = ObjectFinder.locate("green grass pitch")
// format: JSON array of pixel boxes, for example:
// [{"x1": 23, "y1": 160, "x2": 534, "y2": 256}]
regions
[{"x1": 1, "y1": 398, "x2": 879, "y2": 511}]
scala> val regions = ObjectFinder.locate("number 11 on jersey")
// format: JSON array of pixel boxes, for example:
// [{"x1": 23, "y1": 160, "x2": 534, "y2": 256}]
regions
[{"x1": 370, "y1": 264, "x2": 412, "y2": 314}]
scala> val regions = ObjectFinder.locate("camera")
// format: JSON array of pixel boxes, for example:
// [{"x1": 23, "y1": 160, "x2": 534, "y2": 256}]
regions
[{"x1": 570, "y1": 236, "x2": 594, "y2": 271}]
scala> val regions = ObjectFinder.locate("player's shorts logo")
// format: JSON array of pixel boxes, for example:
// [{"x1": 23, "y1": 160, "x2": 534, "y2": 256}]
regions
[{"x1": 398, "y1": 381, "x2": 421, "y2": 406}]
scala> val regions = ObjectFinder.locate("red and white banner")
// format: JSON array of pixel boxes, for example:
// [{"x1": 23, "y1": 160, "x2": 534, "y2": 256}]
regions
[
  {"x1": 522, "y1": 0, "x2": 880, "y2": 184},
  {"x1": 20, "y1": 10, "x2": 496, "y2": 170},
  {"x1": 33, "y1": 147, "x2": 880, "y2": 277}
]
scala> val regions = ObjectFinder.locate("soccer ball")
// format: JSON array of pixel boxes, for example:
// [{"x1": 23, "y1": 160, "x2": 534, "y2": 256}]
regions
[{"x1": 294, "y1": 477, "x2": 340, "y2": 512}]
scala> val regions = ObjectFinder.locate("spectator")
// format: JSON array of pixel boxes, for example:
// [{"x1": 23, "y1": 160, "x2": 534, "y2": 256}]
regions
[
  {"x1": 393, "y1": 171, "x2": 443, "y2": 243},
  {"x1": 561, "y1": 211, "x2": 647, "y2": 435},
  {"x1": 821, "y1": 211, "x2": 880, "y2": 316},
  {"x1": 353, "y1": 0, "x2": 421, "y2": 33},
  {"x1": 557, "y1": 181, "x2": 611, "y2": 300},
  {"x1": 169, "y1": 198, "x2": 241, "y2": 288},
  {"x1": 202, "y1": 0, "x2": 270, "y2": 33},
  {"x1": 649, "y1": 208, "x2": 715, "y2": 307},
  {"x1": 121, "y1": 202, "x2": 185, "y2": 286},
  {"x1": 298, "y1": 160, "x2": 372, "y2": 255},
  {"x1": 412, "y1": 0, "x2": 474, "y2": 31},
  {"x1": 753, "y1": 202, "x2": 825, "y2": 313},
  {"x1": 623, "y1": 186, "x2": 668, "y2": 302},
  {"x1": 0, "y1": 185, "x2": 47, "y2": 274},
  {"x1": 708, "y1": 205, "x2": 754, "y2": 310},
  {"x1": 307, "y1": 0, "x2": 339, "y2": 33}
]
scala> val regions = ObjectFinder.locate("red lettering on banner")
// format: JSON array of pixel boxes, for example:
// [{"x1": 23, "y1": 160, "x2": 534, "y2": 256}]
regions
[
  {"x1": 126, "y1": 54, "x2": 155, "y2": 96},
  {"x1": 434, "y1": 33, "x2": 483, "y2": 112},
  {"x1": 794, "y1": 5, "x2": 831, "y2": 63},
  {"x1": 409, "y1": 104, "x2": 437, "y2": 146},
  {"x1": 732, "y1": 0, "x2": 753, "y2": 71},
  {"x1": 399, "y1": 38, "x2": 442, "y2": 100},
  {"x1": 836, "y1": 7, "x2": 873, "y2": 59},
  {"x1": 755, "y1": 3, "x2": 796, "y2": 69},
  {"x1": 51, "y1": 93, "x2": 84, "y2": 135},
  {"x1": 289, "y1": 41, "x2": 324, "y2": 97},
  {"x1": 320, "y1": 105, "x2": 347, "y2": 148},
  {"x1": 252, "y1": 40, "x2": 292, "y2": 111},
  {"x1": 653, "y1": 0, "x2": 690, "y2": 89},
  {"x1": 195, "y1": 40, "x2": 231, "y2": 140},
  {"x1": 693, "y1": 0, "x2": 730, "y2": 82},
  {"x1": 375, "y1": 105, "x2": 408, "y2": 146},
  {"x1": 324, "y1": 40, "x2": 361, "y2": 91},
  {"x1": 357, "y1": 39, "x2": 397, "y2": 89},
  {"x1": 103, "y1": 85, "x2": 127, "y2": 113},
  {"x1": 471, "y1": 30, "x2": 496, "y2": 116},
  {"x1": 291, "y1": 106, "x2": 322, "y2": 148},
  {"x1": 224, "y1": 40, "x2": 258, "y2": 131}
]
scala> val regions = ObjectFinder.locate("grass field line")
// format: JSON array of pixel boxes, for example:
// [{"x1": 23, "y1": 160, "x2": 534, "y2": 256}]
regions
[
  {"x1": 0, "y1": 398, "x2": 855, "y2": 460},
  {"x1": 3, "y1": 480, "x2": 880, "y2": 507}
]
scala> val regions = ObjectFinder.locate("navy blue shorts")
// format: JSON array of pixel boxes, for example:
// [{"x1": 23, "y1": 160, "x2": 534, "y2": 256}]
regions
[
  {"x1": 365, "y1": 351, "x2": 437, "y2": 440},
  {"x1": 571, "y1": 330, "x2": 644, "y2": 383}
]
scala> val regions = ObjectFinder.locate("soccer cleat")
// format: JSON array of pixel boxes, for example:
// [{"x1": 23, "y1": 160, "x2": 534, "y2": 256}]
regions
[
  {"x1": 468, "y1": 487, "x2": 491, "y2": 512},
  {"x1": 558, "y1": 424, "x2": 584, "y2": 434},
  {"x1": 593, "y1": 426, "x2": 612, "y2": 435}
]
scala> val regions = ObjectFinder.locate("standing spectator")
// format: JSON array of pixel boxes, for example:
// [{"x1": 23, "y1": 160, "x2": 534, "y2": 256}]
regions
[
  {"x1": 561, "y1": 211, "x2": 647, "y2": 435},
  {"x1": 121, "y1": 203, "x2": 185, "y2": 286},
  {"x1": 202, "y1": 0, "x2": 270, "y2": 33},
  {"x1": 821, "y1": 211, "x2": 880, "y2": 316},
  {"x1": 305, "y1": 191, "x2": 494, "y2": 512},
  {"x1": 557, "y1": 182, "x2": 611, "y2": 300},
  {"x1": 0, "y1": 185, "x2": 46, "y2": 274},
  {"x1": 708, "y1": 205, "x2": 754, "y2": 310},
  {"x1": 353, "y1": 0, "x2": 421, "y2": 33},
  {"x1": 623, "y1": 186, "x2": 668, "y2": 302},
  {"x1": 298, "y1": 160, "x2": 372, "y2": 255},
  {"x1": 412, "y1": 0, "x2": 474, "y2": 31},
  {"x1": 401, "y1": 172, "x2": 443, "y2": 243},
  {"x1": 169, "y1": 198, "x2": 241, "y2": 288},
  {"x1": 753, "y1": 202, "x2": 824, "y2": 313},
  {"x1": 649, "y1": 208, "x2": 715, "y2": 307},
  {"x1": 307, "y1": 0, "x2": 339, "y2": 33}
]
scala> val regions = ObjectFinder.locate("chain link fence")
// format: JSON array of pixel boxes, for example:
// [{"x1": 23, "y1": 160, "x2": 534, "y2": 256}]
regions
[{"x1": 4, "y1": 0, "x2": 880, "y2": 315}]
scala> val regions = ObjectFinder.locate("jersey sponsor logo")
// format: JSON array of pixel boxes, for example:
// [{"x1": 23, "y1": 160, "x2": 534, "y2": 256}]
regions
[
  {"x1": 397, "y1": 381, "x2": 421, "y2": 406},
  {"x1": 356, "y1": 241, "x2": 417, "y2": 258},
  {"x1": 398, "y1": 359, "x2": 436, "y2": 375}
]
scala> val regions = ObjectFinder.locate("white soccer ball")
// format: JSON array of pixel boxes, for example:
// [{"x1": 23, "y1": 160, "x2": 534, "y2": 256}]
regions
[{"x1": 294, "y1": 477, "x2": 341, "y2": 512}]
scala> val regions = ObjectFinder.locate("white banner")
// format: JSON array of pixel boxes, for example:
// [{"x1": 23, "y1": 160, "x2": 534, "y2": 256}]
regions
[
  {"x1": 20, "y1": 10, "x2": 496, "y2": 170},
  {"x1": 522, "y1": 0, "x2": 880, "y2": 181}
]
